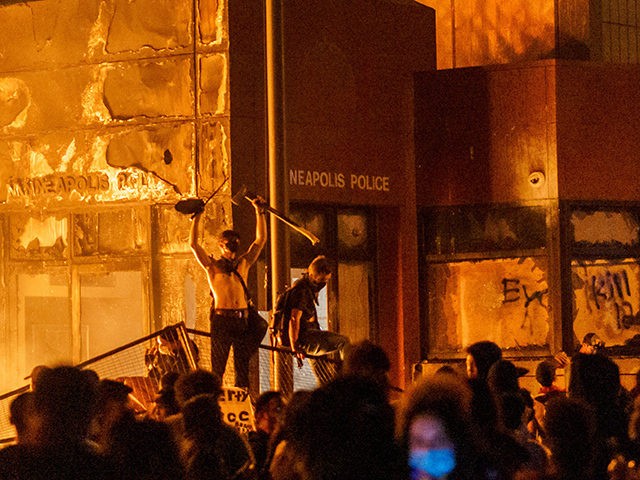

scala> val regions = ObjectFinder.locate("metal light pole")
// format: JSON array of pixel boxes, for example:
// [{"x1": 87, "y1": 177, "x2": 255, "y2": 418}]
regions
[{"x1": 265, "y1": 0, "x2": 292, "y2": 393}]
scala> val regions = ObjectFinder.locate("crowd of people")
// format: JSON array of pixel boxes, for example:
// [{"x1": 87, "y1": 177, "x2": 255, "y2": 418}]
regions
[{"x1": 4, "y1": 335, "x2": 640, "y2": 480}]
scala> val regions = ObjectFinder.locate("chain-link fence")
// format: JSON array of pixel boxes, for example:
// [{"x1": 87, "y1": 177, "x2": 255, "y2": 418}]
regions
[{"x1": 0, "y1": 322, "x2": 338, "y2": 444}]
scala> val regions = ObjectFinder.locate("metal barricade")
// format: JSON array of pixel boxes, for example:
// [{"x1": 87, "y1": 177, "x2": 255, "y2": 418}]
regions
[{"x1": 0, "y1": 322, "x2": 338, "y2": 444}]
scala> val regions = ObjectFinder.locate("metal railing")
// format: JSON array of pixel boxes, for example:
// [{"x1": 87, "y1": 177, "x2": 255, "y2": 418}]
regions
[{"x1": 0, "y1": 322, "x2": 338, "y2": 444}]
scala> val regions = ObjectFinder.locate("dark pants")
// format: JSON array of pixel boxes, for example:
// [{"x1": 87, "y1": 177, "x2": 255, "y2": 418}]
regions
[
  {"x1": 210, "y1": 308, "x2": 267, "y2": 389},
  {"x1": 298, "y1": 328, "x2": 350, "y2": 385}
]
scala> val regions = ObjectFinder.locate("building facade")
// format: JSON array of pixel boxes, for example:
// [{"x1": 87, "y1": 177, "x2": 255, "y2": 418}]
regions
[
  {"x1": 0, "y1": 0, "x2": 233, "y2": 392},
  {"x1": 0, "y1": 0, "x2": 436, "y2": 392},
  {"x1": 415, "y1": 0, "x2": 640, "y2": 384}
]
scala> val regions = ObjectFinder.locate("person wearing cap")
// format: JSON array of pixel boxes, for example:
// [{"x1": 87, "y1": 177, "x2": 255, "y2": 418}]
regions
[
  {"x1": 551, "y1": 332, "x2": 607, "y2": 392},
  {"x1": 190, "y1": 194, "x2": 268, "y2": 389},
  {"x1": 579, "y1": 332, "x2": 606, "y2": 354}
]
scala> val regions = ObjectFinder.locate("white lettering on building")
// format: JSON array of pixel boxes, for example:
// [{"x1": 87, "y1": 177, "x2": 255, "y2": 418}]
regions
[{"x1": 289, "y1": 169, "x2": 390, "y2": 192}]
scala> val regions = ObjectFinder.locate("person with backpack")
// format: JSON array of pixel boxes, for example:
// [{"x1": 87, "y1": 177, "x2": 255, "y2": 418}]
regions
[{"x1": 272, "y1": 255, "x2": 350, "y2": 384}]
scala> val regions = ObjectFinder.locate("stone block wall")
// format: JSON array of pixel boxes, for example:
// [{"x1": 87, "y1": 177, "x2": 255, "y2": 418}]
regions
[
  {"x1": 0, "y1": 0, "x2": 233, "y2": 391},
  {"x1": 0, "y1": 0, "x2": 230, "y2": 208}
]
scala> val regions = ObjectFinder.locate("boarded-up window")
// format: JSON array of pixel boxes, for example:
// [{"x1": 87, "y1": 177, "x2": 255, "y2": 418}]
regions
[
  {"x1": 73, "y1": 207, "x2": 149, "y2": 257},
  {"x1": 424, "y1": 206, "x2": 546, "y2": 255},
  {"x1": 428, "y1": 257, "x2": 549, "y2": 355},
  {"x1": 571, "y1": 259, "x2": 640, "y2": 349},
  {"x1": 569, "y1": 208, "x2": 640, "y2": 351},
  {"x1": 423, "y1": 205, "x2": 549, "y2": 356}
]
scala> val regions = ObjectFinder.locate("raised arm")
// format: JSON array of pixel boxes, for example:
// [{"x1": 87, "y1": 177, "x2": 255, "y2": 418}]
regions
[
  {"x1": 189, "y1": 213, "x2": 211, "y2": 269},
  {"x1": 241, "y1": 196, "x2": 267, "y2": 266}
]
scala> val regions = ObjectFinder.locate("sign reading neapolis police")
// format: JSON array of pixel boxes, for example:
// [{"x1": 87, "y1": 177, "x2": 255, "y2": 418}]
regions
[
  {"x1": 219, "y1": 386, "x2": 254, "y2": 434},
  {"x1": 289, "y1": 169, "x2": 390, "y2": 192}
]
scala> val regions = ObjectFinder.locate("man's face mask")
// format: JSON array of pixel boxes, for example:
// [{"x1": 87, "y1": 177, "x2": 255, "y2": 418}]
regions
[
  {"x1": 312, "y1": 280, "x2": 326, "y2": 291},
  {"x1": 409, "y1": 448, "x2": 456, "y2": 479},
  {"x1": 310, "y1": 273, "x2": 330, "y2": 292},
  {"x1": 222, "y1": 239, "x2": 240, "y2": 253}
]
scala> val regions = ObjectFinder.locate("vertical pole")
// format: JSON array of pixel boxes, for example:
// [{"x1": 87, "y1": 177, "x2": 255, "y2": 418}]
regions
[{"x1": 265, "y1": 0, "x2": 292, "y2": 393}]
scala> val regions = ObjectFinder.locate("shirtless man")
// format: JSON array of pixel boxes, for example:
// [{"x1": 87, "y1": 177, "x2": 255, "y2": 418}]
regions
[{"x1": 189, "y1": 196, "x2": 267, "y2": 388}]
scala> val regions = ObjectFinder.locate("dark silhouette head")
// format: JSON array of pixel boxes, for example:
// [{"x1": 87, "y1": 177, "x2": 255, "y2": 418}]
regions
[
  {"x1": 535, "y1": 360, "x2": 557, "y2": 388},
  {"x1": 487, "y1": 359, "x2": 520, "y2": 394},
  {"x1": 466, "y1": 341, "x2": 502, "y2": 381},
  {"x1": 285, "y1": 376, "x2": 398, "y2": 480},
  {"x1": 33, "y1": 365, "x2": 97, "y2": 445},
  {"x1": 174, "y1": 369, "x2": 222, "y2": 408},
  {"x1": 29, "y1": 364, "x2": 51, "y2": 391},
  {"x1": 9, "y1": 391, "x2": 37, "y2": 444},
  {"x1": 344, "y1": 340, "x2": 391, "y2": 390}
]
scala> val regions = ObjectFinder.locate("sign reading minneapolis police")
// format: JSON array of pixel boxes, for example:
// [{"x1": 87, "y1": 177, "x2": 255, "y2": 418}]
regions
[
  {"x1": 4, "y1": 169, "x2": 171, "y2": 203},
  {"x1": 289, "y1": 169, "x2": 390, "y2": 192}
]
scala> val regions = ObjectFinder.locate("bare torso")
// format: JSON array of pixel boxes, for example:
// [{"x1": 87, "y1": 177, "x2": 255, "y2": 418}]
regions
[{"x1": 206, "y1": 257, "x2": 250, "y2": 309}]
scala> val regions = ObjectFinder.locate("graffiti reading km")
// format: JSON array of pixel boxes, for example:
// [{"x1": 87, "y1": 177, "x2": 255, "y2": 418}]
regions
[{"x1": 589, "y1": 269, "x2": 639, "y2": 329}]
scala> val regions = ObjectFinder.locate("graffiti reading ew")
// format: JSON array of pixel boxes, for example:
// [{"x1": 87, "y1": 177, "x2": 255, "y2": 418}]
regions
[
  {"x1": 502, "y1": 278, "x2": 549, "y2": 334},
  {"x1": 502, "y1": 278, "x2": 548, "y2": 307}
]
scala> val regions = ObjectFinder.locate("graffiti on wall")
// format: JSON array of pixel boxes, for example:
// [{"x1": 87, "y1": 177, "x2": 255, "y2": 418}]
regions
[
  {"x1": 428, "y1": 256, "x2": 549, "y2": 354},
  {"x1": 572, "y1": 259, "x2": 640, "y2": 347}
]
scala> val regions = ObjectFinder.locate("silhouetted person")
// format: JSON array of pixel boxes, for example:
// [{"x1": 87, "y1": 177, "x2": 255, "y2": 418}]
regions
[
  {"x1": 465, "y1": 353, "x2": 530, "y2": 479},
  {"x1": 344, "y1": 340, "x2": 391, "y2": 386},
  {"x1": 149, "y1": 372, "x2": 181, "y2": 421},
  {"x1": 165, "y1": 369, "x2": 223, "y2": 448},
  {"x1": 145, "y1": 326, "x2": 199, "y2": 382},
  {"x1": 181, "y1": 393, "x2": 254, "y2": 480},
  {"x1": 28, "y1": 365, "x2": 51, "y2": 391},
  {"x1": 397, "y1": 373, "x2": 498, "y2": 480},
  {"x1": 8, "y1": 391, "x2": 38, "y2": 445},
  {"x1": 108, "y1": 416, "x2": 185, "y2": 480},
  {"x1": 487, "y1": 359, "x2": 522, "y2": 395},
  {"x1": 249, "y1": 390, "x2": 285, "y2": 479},
  {"x1": 267, "y1": 390, "x2": 313, "y2": 480},
  {"x1": 465, "y1": 340, "x2": 502, "y2": 382},
  {"x1": 530, "y1": 359, "x2": 566, "y2": 442},
  {"x1": 271, "y1": 376, "x2": 400, "y2": 480},
  {"x1": 90, "y1": 379, "x2": 135, "y2": 452},
  {"x1": 0, "y1": 365, "x2": 116, "y2": 479},
  {"x1": 568, "y1": 351, "x2": 630, "y2": 477},
  {"x1": 543, "y1": 396, "x2": 599, "y2": 480}
]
